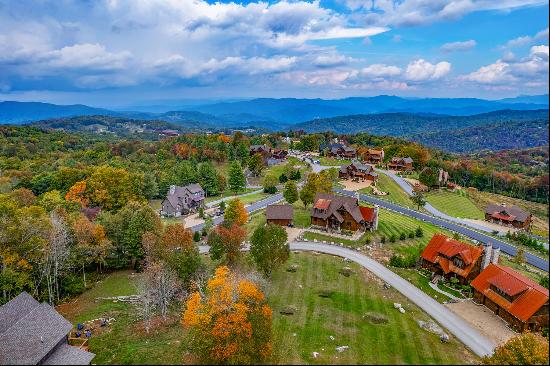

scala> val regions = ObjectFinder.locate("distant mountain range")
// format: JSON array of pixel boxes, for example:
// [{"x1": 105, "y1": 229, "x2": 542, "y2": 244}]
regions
[{"x1": 1, "y1": 94, "x2": 547, "y2": 126}]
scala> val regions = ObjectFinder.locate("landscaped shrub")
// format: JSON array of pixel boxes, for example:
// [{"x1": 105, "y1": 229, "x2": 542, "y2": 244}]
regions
[
  {"x1": 380, "y1": 235, "x2": 386, "y2": 244},
  {"x1": 399, "y1": 232, "x2": 406, "y2": 240},
  {"x1": 415, "y1": 227, "x2": 424, "y2": 237},
  {"x1": 279, "y1": 173, "x2": 288, "y2": 183},
  {"x1": 364, "y1": 236, "x2": 372, "y2": 245},
  {"x1": 408, "y1": 232, "x2": 415, "y2": 239},
  {"x1": 389, "y1": 234, "x2": 397, "y2": 243},
  {"x1": 193, "y1": 231, "x2": 201, "y2": 242},
  {"x1": 389, "y1": 254, "x2": 417, "y2": 268}
]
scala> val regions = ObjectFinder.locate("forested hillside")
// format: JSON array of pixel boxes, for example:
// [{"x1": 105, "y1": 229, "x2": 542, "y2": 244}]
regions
[{"x1": 410, "y1": 119, "x2": 549, "y2": 153}]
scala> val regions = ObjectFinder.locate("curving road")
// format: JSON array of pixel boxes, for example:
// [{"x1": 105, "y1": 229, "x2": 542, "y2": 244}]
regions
[
  {"x1": 335, "y1": 188, "x2": 549, "y2": 271},
  {"x1": 198, "y1": 241, "x2": 496, "y2": 357}
]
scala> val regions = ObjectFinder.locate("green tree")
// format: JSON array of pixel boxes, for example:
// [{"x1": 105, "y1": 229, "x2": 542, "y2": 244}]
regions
[
  {"x1": 38, "y1": 190, "x2": 65, "y2": 212},
  {"x1": 248, "y1": 153, "x2": 265, "y2": 177},
  {"x1": 141, "y1": 173, "x2": 159, "y2": 200},
  {"x1": 263, "y1": 174, "x2": 278, "y2": 194},
  {"x1": 228, "y1": 161, "x2": 246, "y2": 194},
  {"x1": 250, "y1": 224, "x2": 289, "y2": 277},
  {"x1": 299, "y1": 173, "x2": 318, "y2": 208},
  {"x1": 198, "y1": 162, "x2": 220, "y2": 196},
  {"x1": 418, "y1": 167, "x2": 438, "y2": 188},
  {"x1": 411, "y1": 190, "x2": 426, "y2": 210},
  {"x1": 514, "y1": 248, "x2": 526, "y2": 265},
  {"x1": 283, "y1": 180, "x2": 298, "y2": 204},
  {"x1": 540, "y1": 275, "x2": 549, "y2": 289},
  {"x1": 415, "y1": 226, "x2": 424, "y2": 237}
]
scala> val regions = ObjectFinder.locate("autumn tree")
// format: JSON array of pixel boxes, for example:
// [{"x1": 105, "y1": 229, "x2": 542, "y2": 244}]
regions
[
  {"x1": 65, "y1": 180, "x2": 89, "y2": 207},
  {"x1": 283, "y1": 180, "x2": 298, "y2": 204},
  {"x1": 482, "y1": 333, "x2": 549, "y2": 365},
  {"x1": 248, "y1": 153, "x2": 265, "y2": 177},
  {"x1": 158, "y1": 224, "x2": 202, "y2": 287},
  {"x1": 73, "y1": 215, "x2": 112, "y2": 274},
  {"x1": 228, "y1": 161, "x2": 246, "y2": 194},
  {"x1": 86, "y1": 166, "x2": 145, "y2": 211},
  {"x1": 224, "y1": 198, "x2": 248, "y2": 226},
  {"x1": 208, "y1": 222, "x2": 246, "y2": 265},
  {"x1": 182, "y1": 266, "x2": 273, "y2": 364},
  {"x1": 250, "y1": 224, "x2": 289, "y2": 277},
  {"x1": 38, "y1": 190, "x2": 65, "y2": 212},
  {"x1": 10, "y1": 188, "x2": 37, "y2": 207},
  {"x1": 300, "y1": 172, "x2": 331, "y2": 208}
]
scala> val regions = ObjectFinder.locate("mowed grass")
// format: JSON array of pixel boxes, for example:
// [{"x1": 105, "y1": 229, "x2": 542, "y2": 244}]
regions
[
  {"x1": 268, "y1": 253, "x2": 476, "y2": 365},
  {"x1": 56, "y1": 271, "x2": 186, "y2": 365},
  {"x1": 424, "y1": 190, "x2": 484, "y2": 220},
  {"x1": 360, "y1": 172, "x2": 415, "y2": 208},
  {"x1": 204, "y1": 187, "x2": 258, "y2": 203}
]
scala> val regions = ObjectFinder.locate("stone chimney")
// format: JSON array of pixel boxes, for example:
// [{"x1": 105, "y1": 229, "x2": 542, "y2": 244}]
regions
[
  {"x1": 491, "y1": 247, "x2": 500, "y2": 264},
  {"x1": 482, "y1": 243, "x2": 493, "y2": 269},
  {"x1": 169, "y1": 185, "x2": 176, "y2": 195},
  {"x1": 374, "y1": 204, "x2": 379, "y2": 231}
]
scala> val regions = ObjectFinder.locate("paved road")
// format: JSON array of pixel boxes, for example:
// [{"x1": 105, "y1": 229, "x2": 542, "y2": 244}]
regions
[
  {"x1": 198, "y1": 241, "x2": 496, "y2": 357},
  {"x1": 335, "y1": 188, "x2": 549, "y2": 271},
  {"x1": 191, "y1": 193, "x2": 284, "y2": 232},
  {"x1": 379, "y1": 168, "x2": 549, "y2": 248}
]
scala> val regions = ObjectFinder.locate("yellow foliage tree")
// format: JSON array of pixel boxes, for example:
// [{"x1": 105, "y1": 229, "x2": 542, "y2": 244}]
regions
[
  {"x1": 224, "y1": 198, "x2": 248, "y2": 226},
  {"x1": 482, "y1": 333, "x2": 549, "y2": 365},
  {"x1": 182, "y1": 266, "x2": 272, "y2": 365},
  {"x1": 65, "y1": 180, "x2": 89, "y2": 207}
]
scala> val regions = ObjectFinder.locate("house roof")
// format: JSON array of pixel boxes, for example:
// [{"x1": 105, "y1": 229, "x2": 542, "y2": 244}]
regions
[
  {"x1": 390, "y1": 157, "x2": 413, "y2": 164},
  {"x1": 421, "y1": 234, "x2": 484, "y2": 278},
  {"x1": 367, "y1": 148, "x2": 383, "y2": 155},
  {"x1": 250, "y1": 144, "x2": 270, "y2": 152},
  {"x1": 266, "y1": 204, "x2": 293, "y2": 221},
  {"x1": 0, "y1": 292, "x2": 95, "y2": 365},
  {"x1": 311, "y1": 193, "x2": 364, "y2": 224},
  {"x1": 359, "y1": 206, "x2": 377, "y2": 223},
  {"x1": 471, "y1": 264, "x2": 549, "y2": 322},
  {"x1": 163, "y1": 184, "x2": 204, "y2": 208},
  {"x1": 485, "y1": 204, "x2": 530, "y2": 223},
  {"x1": 186, "y1": 183, "x2": 204, "y2": 194},
  {"x1": 42, "y1": 344, "x2": 96, "y2": 365}
]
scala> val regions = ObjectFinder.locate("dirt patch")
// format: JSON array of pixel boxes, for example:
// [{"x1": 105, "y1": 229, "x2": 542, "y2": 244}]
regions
[
  {"x1": 285, "y1": 227, "x2": 303, "y2": 242},
  {"x1": 445, "y1": 300, "x2": 516, "y2": 345},
  {"x1": 183, "y1": 213, "x2": 203, "y2": 228},
  {"x1": 339, "y1": 179, "x2": 373, "y2": 192}
]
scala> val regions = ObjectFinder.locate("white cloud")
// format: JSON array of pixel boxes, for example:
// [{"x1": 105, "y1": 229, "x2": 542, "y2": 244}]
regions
[
  {"x1": 361, "y1": 64, "x2": 402, "y2": 77},
  {"x1": 440, "y1": 39, "x2": 476, "y2": 53},
  {"x1": 313, "y1": 54, "x2": 353, "y2": 67},
  {"x1": 46, "y1": 43, "x2": 132, "y2": 71},
  {"x1": 500, "y1": 27, "x2": 549, "y2": 49},
  {"x1": 462, "y1": 61, "x2": 515, "y2": 84},
  {"x1": 349, "y1": 0, "x2": 548, "y2": 27},
  {"x1": 405, "y1": 59, "x2": 451, "y2": 81}
]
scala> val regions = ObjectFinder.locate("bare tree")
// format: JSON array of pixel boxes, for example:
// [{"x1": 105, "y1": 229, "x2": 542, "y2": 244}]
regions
[
  {"x1": 136, "y1": 279, "x2": 154, "y2": 333},
  {"x1": 42, "y1": 212, "x2": 71, "y2": 304},
  {"x1": 142, "y1": 259, "x2": 181, "y2": 320}
]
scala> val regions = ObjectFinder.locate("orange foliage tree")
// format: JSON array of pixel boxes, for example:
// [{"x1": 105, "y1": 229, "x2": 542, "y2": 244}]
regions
[
  {"x1": 182, "y1": 266, "x2": 272, "y2": 365},
  {"x1": 208, "y1": 222, "x2": 246, "y2": 265},
  {"x1": 482, "y1": 333, "x2": 549, "y2": 365},
  {"x1": 65, "y1": 180, "x2": 89, "y2": 207}
]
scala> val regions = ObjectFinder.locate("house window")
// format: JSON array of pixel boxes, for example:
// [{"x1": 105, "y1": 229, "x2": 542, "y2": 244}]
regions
[{"x1": 452, "y1": 257, "x2": 464, "y2": 268}]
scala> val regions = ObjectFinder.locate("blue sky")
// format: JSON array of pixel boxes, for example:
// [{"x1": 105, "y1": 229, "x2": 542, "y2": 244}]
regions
[{"x1": 0, "y1": 0, "x2": 548, "y2": 107}]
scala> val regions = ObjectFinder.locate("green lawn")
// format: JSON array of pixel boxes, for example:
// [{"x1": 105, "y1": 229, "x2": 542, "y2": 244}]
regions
[
  {"x1": 359, "y1": 172, "x2": 415, "y2": 208},
  {"x1": 424, "y1": 190, "x2": 484, "y2": 220},
  {"x1": 391, "y1": 268, "x2": 451, "y2": 303},
  {"x1": 303, "y1": 231, "x2": 367, "y2": 247},
  {"x1": 239, "y1": 192, "x2": 271, "y2": 205},
  {"x1": 57, "y1": 271, "x2": 187, "y2": 365},
  {"x1": 319, "y1": 157, "x2": 351, "y2": 166},
  {"x1": 264, "y1": 157, "x2": 310, "y2": 178},
  {"x1": 204, "y1": 188, "x2": 258, "y2": 203},
  {"x1": 292, "y1": 201, "x2": 311, "y2": 228},
  {"x1": 268, "y1": 253, "x2": 476, "y2": 364}
]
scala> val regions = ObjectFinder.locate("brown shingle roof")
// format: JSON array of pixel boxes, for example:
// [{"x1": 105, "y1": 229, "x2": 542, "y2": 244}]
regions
[
  {"x1": 311, "y1": 193, "x2": 364, "y2": 223},
  {"x1": 485, "y1": 204, "x2": 530, "y2": 223},
  {"x1": 266, "y1": 204, "x2": 293, "y2": 220}
]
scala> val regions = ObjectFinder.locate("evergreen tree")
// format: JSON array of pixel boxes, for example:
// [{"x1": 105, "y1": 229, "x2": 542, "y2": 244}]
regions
[
  {"x1": 228, "y1": 161, "x2": 246, "y2": 194},
  {"x1": 198, "y1": 162, "x2": 219, "y2": 196},
  {"x1": 283, "y1": 180, "x2": 298, "y2": 204}
]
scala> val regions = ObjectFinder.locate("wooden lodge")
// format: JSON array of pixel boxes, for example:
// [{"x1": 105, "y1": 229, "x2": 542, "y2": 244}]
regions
[
  {"x1": 388, "y1": 157, "x2": 413, "y2": 171},
  {"x1": 265, "y1": 204, "x2": 294, "y2": 226},
  {"x1": 420, "y1": 233, "x2": 485, "y2": 284},
  {"x1": 471, "y1": 264, "x2": 549, "y2": 332},
  {"x1": 363, "y1": 148, "x2": 384, "y2": 165},
  {"x1": 339, "y1": 161, "x2": 378, "y2": 182},
  {"x1": 311, "y1": 193, "x2": 378, "y2": 233},
  {"x1": 485, "y1": 204, "x2": 532, "y2": 231}
]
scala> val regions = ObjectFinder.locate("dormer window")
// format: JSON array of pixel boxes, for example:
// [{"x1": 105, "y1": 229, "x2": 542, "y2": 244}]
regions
[{"x1": 452, "y1": 256, "x2": 464, "y2": 269}]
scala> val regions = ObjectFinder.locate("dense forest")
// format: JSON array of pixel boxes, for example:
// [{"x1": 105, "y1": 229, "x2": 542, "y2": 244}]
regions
[{"x1": 410, "y1": 119, "x2": 549, "y2": 153}]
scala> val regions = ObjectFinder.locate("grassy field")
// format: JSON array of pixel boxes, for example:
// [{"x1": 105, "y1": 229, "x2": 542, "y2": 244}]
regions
[
  {"x1": 57, "y1": 271, "x2": 186, "y2": 365},
  {"x1": 360, "y1": 172, "x2": 415, "y2": 208},
  {"x1": 391, "y1": 268, "x2": 452, "y2": 303},
  {"x1": 264, "y1": 157, "x2": 310, "y2": 178},
  {"x1": 239, "y1": 192, "x2": 271, "y2": 205},
  {"x1": 303, "y1": 231, "x2": 367, "y2": 247},
  {"x1": 292, "y1": 201, "x2": 311, "y2": 228},
  {"x1": 268, "y1": 253, "x2": 476, "y2": 364},
  {"x1": 319, "y1": 157, "x2": 352, "y2": 166},
  {"x1": 467, "y1": 188, "x2": 549, "y2": 238},
  {"x1": 424, "y1": 190, "x2": 484, "y2": 220},
  {"x1": 204, "y1": 187, "x2": 258, "y2": 203}
]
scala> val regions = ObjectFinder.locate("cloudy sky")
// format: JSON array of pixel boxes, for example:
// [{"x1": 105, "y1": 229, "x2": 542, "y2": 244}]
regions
[{"x1": 0, "y1": 0, "x2": 548, "y2": 107}]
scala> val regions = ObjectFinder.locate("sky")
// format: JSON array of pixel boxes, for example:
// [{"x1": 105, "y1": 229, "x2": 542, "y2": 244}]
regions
[{"x1": 0, "y1": 0, "x2": 548, "y2": 107}]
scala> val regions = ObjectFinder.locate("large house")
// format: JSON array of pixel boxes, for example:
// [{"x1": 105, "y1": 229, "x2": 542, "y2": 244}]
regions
[
  {"x1": 249, "y1": 144, "x2": 271, "y2": 157},
  {"x1": 339, "y1": 161, "x2": 378, "y2": 182},
  {"x1": 0, "y1": 292, "x2": 95, "y2": 365},
  {"x1": 420, "y1": 233, "x2": 485, "y2": 284},
  {"x1": 363, "y1": 148, "x2": 385, "y2": 165},
  {"x1": 319, "y1": 143, "x2": 357, "y2": 159},
  {"x1": 485, "y1": 204, "x2": 532, "y2": 231},
  {"x1": 160, "y1": 183, "x2": 205, "y2": 217},
  {"x1": 471, "y1": 264, "x2": 549, "y2": 332},
  {"x1": 265, "y1": 204, "x2": 294, "y2": 226},
  {"x1": 271, "y1": 149, "x2": 288, "y2": 160},
  {"x1": 388, "y1": 157, "x2": 414, "y2": 171},
  {"x1": 311, "y1": 193, "x2": 378, "y2": 233}
]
